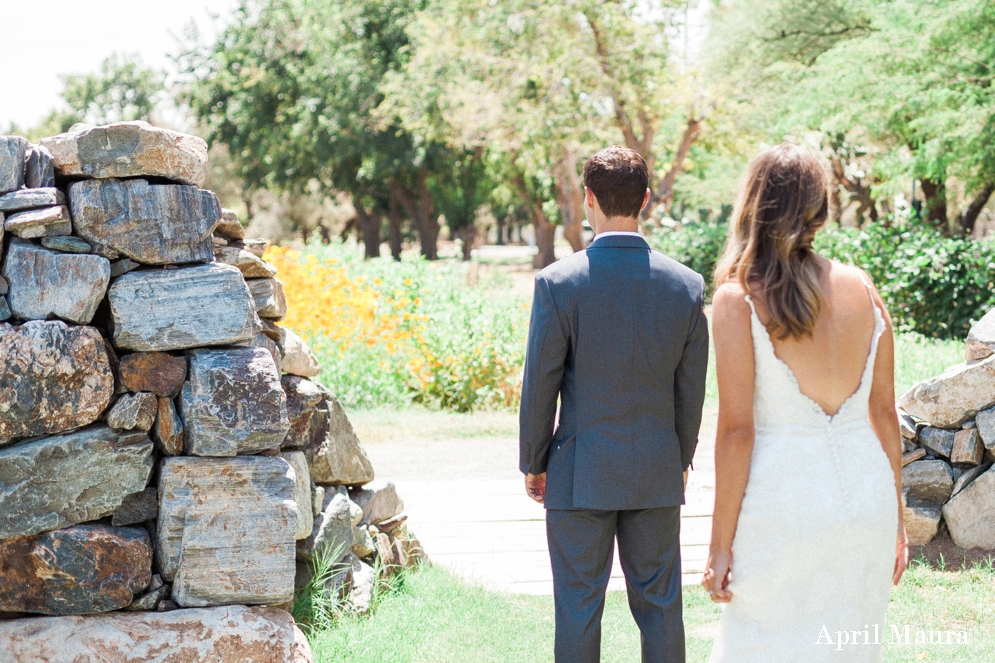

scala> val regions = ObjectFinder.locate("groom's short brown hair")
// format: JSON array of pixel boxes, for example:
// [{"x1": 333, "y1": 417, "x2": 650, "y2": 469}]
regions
[{"x1": 583, "y1": 146, "x2": 649, "y2": 220}]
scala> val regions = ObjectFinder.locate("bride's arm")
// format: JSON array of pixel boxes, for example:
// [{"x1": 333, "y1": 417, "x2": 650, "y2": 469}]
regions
[
  {"x1": 703, "y1": 284, "x2": 756, "y2": 603},
  {"x1": 864, "y1": 278, "x2": 909, "y2": 585}
]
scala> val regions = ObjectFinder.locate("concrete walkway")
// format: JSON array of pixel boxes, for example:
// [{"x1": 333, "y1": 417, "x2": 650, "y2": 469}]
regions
[{"x1": 363, "y1": 412, "x2": 717, "y2": 595}]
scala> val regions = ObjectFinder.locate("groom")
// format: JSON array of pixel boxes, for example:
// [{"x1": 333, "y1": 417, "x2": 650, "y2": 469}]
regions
[{"x1": 519, "y1": 146, "x2": 709, "y2": 663}]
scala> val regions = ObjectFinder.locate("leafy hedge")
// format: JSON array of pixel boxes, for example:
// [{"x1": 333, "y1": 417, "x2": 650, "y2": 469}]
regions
[{"x1": 648, "y1": 221, "x2": 995, "y2": 339}]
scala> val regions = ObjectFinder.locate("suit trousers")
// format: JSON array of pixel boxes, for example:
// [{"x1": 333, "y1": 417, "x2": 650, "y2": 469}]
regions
[{"x1": 546, "y1": 506, "x2": 684, "y2": 663}]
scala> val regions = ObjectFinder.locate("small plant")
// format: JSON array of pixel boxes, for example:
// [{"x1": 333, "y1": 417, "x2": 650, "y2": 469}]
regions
[{"x1": 292, "y1": 544, "x2": 351, "y2": 636}]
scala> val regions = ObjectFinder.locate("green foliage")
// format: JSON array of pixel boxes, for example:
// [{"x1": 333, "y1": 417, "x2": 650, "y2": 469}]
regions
[
  {"x1": 648, "y1": 219, "x2": 995, "y2": 339},
  {"x1": 646, "y1": 220, "x2": 730, "y2": 295},
  {"x1": 302, "y1": 243, "x2": 529, "y2": 412},
  {"x1": 292, "y1": 545, "x2": 352, "y2": 635},
  {"x1": 815, "y1": 224, "x2": 995, "y2": 339}
]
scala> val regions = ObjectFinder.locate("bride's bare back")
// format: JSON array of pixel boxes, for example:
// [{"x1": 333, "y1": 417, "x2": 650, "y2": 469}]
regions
[{"x1": 748, "y1": 257, "x2": 878, "y2": 418}]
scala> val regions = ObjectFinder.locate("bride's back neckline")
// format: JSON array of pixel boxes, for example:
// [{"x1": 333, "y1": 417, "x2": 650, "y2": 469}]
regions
[{"x1": 745, "y1": 263, "x2": 884, "y2": 421}]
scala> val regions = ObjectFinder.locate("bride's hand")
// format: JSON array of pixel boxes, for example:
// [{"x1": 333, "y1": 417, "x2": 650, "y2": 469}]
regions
[
  {"x1": 893, "y1": 523, "x2": 909, "y2": 585},
  {"x1": 702, "y1": 549, "x2": 733, "y2": 603}
]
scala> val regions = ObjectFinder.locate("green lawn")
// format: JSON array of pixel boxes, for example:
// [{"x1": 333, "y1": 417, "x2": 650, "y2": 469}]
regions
[{"x1": 310, "y1": 560, "x2": 995, "y2": 662}]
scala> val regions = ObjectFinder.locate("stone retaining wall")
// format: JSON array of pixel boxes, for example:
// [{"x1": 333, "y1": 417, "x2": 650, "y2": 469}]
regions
[
  {"x1": 0, "y1": 122, "x2": 422, "y2": 662},
  {"x1": 897, "y1": 309, "x2": 995, "y2": 548}
]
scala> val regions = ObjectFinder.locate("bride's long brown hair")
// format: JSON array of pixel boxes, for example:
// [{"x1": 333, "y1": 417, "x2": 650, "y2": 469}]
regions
[{"x1": 714, "y1": 144, "x2": 830, "y2": 340}]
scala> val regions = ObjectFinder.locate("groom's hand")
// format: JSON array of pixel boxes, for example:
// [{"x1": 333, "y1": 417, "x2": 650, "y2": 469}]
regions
[
  {"x1": 525, "y1": 473, "x2": 546, "y2": 503},
  {"x1": 683, "y1": 470, "x2": 688, "y2": 491}
]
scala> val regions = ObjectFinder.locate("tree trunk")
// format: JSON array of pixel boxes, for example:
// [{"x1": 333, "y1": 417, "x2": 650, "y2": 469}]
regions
[
  {"x1": 532, "y1": 210, "x2": 556, "y2": 269},
  {"x1": 959, "y1": 183, "x2": 995, "y2": 237},
  {"x1": 393, "y1": 173, "x2": 439, "y2": 260},
  {"x1": 554, "y1": 150, "x2": 587, "y2": 253},
  {"x1": 920, "y1": 178, "x2": 949, "y2": 233},
  {"x1": 455, "y1": 225, "x2": 477, "y2": 261},
  {"x1": 388, "y1": 183, "x2": 404, "y2": 261},
  {"x1": 496, "y1": 216, "x2": 506, "y2": 245},
  {"x1": 644, "y1": 117, "x2": 700, "y2": 219},
  {"x1": 353, "y1": 198, "x2": 381, "y2": 259}
]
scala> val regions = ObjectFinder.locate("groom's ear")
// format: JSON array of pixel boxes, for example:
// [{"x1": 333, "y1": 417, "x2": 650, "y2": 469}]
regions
[
  {"x1": 641, "y1": 188, "x2": 651, "y2": 213},
  {"x1": 584, "y1": 186, "x2": 597, "y2": 211}
]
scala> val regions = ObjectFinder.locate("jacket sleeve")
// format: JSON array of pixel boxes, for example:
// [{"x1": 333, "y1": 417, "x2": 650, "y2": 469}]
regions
[
  {"x1": 519, "y1": 274, "x2": 569, "y2": 475},
  {"x1": 674, "y1": 275, "x2": 709, "y2": 471}
]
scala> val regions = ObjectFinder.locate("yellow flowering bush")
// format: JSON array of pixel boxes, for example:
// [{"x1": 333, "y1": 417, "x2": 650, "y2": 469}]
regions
[{"x1": 266, "y1": 243, "x2": 528, "y2": 411}]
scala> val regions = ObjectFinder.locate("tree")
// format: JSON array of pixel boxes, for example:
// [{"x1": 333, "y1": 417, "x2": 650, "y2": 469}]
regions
[{"x1": 180, "y1": 0, "x2": 453, "y2": 259}]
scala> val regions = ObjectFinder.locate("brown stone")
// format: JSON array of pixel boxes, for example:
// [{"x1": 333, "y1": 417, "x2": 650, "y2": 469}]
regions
[
  {"x1": 952, "y1": 427, "x2": 984, "y2": 466},
  {"x1": 248, "y1": 277, "x2": 288, "y2": 320},
  {"x1": 152, "y1": 396, "x2": 183, "y2": 456},
  {"x1": 942, "y1": 467, "x2": 995, "y2": 549},
  {"x1": 281, "y1": 328, "x2": 321, "y2": 377},
  {"x1": 351, "y1": 480, "x2": 404, "y2": 527},
  {"x1": 0, "y1": 605, "x2": 313, "y2": 662},
  {"x1": 4, "y1": 205, "x2": 72, "y2": 238},
  {"x1": 119, "y1": 352, "x2": 187, "y2": 398},
  {"x1": 901, "y1": 448, "x2": 926, "y2": 467},
  {"x1": 306, "y1": 392, "x2": 374, "y2": 486},
  {"x1": 241, "y1": 238, "x2": 269, "y2": 257},
  {"x1": 0, "y1": 321, "x2": 114, "y2": 446},
  {"x1": 216, "y1": 208, "x2": 246, "y2": 239},
  {"x1": 897, "y1": 355, "x2": 995, "y2": 428},
  {"x1": 0, "y1": 524, "x2": 152, "y2": 615},
  {"x1": 214, "y1": 245, "x2": 277, "y2": 278}
]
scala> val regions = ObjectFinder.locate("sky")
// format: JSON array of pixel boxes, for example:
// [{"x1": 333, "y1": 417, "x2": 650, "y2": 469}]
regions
[{"x1": 0, "y1": 0, "x2": 238, "y2": 129}]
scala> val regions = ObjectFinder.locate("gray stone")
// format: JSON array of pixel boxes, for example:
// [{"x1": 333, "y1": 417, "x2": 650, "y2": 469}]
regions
[
  {"x1": 41, "y1": 235, "x2": 92, "y2": 253},
  {"x1": 248, "y1": 277, "x2": 288, "y2": 320},
  {"x1": 0, "y1": 275, "x2": 7, "y2": 295},
  {"x1": 0, "y1": 188, "x2": 65, "y2": 213},
  {"x1": 152, "y1": 396, "x2": 183, "y2": 456},
  {"x1": 349, "y1": 555, "x2": 375, "y2": 614},
  {"x1": 351, "y1": 480, "x2": 404, "y2": 526},
  {"x1": 108, "y1": 263, "x2": 259, "y2": 352},
  {"x1": 901, "y1": 489, "x2": 941, "y2": 546},
  {"x1": 282, "y1": 376, "x2": 327, "y2": 450},
  {"x1": 281, "y1": 328, "x2": 321, "y2": 377},
  {"x1": 0, "y1": 297, "x2": 9, "y2": 322},
  {"x1": 951, "y1": 461, "x2": 992, "y2": 498},
  {"x1": 353, "y1": 526, "x2": 375, "y2": 558},
  {"x1": 306, "y1": 392, "x2": 374, "y2": 485},
  {"x1": 4, "y1": 205, "x2": 72, "y2": 238},
  {"x1": 107, "y1": 392, "x2": 158, "y2": 431},
  {"x1": 0, "y1": 136, "x2": 27, "y2": 194},
  {"x1": 123, "y1": 584, "x2": 170, "y2": 612},
  {"x1": 952, "y1": 427, "x2": 984, "y2": 466},
  {"x1": 898, "y1": 412, "x2": 919, "y2": 441},
  {"x1": 312, "y1": 485, "x2": 325, "y2": 518},
  {"x1": 24, "y1": 145, "x2": 55, "y2": 189},
  {"x1": 297, "y1": 488, "x2": 363, "y2": 564},
  {"x1": 901, "y1": 459, "x2": 953, "y2": 506},
  {"x1": 942, "y1": 467, "x2": 995, "y2": 549},
  {"x1": 180, "y1": 347, "x2": 289, "y2": 457},
  {"x1": 977, "y1": 406, "x2": 995, "y2": 454},
  {"x1": 0, "y1": 605, "x2": 313, "y2": 663},
  {"x1": 966, "y1": 308, "x2": 995, "y2": 364},
  {"x1": 919, "y1": 427, "x2": 956, "y2": 460},
  {"x1": 214, "y1": 245, "x2": 277, "y2": 278},
  {"x1": 251, "y1": 331, "x2": 282, "y2": 369},
  {"x1": 0, "y1": 524, "x2": 152, "y2": 615},
  {"x1": 69, "y1": 178, "x2": 221, "y2": 264},
  {"x1": 41, "y1": 121, "x2": 209, "y2": 187},
  {"x1": 113, "y1": 487, "x2": 159, "y2": 526},
  {"x1": 157, "y1": 457, "x2": 297, "y2": 607},
  {"x1": 897, "y1": 355, "x2": 995, "y2": 428},
  {"x1": 0, "y1": 425, "x2": 153, "y2": 538},
  {"x1": 0, "y1": 321, "x2": 114, "y2": 446},
  {"x1": 110, "y1": 258, "x2": 140, "y2": 277},
  {"x1": 216, "y1": 208, "x2": 245, "y2": 239},
  {"x1": 282, "y1": 451, "x2": 313, "y2": 540},
  {"x1": 2, "y1": 239, "x2": 110, "y2": 324}
]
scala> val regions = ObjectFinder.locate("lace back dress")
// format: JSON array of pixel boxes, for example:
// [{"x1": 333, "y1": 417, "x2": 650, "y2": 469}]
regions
[{"x1": 708, "y1": 281, "x2": 898, "y2": 662}]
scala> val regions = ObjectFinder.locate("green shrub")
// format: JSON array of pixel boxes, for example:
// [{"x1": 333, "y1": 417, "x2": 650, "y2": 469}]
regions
[{"x1": 649, "y1": 219, "x2": 995, "y2": 339}]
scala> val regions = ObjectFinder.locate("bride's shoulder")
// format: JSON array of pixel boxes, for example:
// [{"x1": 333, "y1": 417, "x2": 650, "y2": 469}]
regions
[{"x1": 711, "y1": 282, "x2": 753, "y2": 321}]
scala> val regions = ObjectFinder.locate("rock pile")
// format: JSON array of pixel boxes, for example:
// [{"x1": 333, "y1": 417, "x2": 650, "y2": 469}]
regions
[
  {"x1": 897, "y1": 308, "x2": 995, "y2": 549},
  {"x1": 0, "y1": 123, "x2": 424, "y2": 663}
]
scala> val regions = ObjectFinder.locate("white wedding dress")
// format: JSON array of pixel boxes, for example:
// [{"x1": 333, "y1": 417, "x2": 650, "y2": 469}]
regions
[{"x1": 708, "y1": 284, "x2": 898, "y2": 662}]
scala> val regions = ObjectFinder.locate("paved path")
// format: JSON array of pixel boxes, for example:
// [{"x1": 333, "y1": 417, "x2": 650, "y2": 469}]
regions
[{"x1": 363, "y1": 412, "x2": 717, "y2": 595}]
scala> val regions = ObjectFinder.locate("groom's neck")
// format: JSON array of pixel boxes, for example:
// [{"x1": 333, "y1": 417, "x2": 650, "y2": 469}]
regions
[{"x1": 595, "y1": 215, "x2": 640, "y2": 235}]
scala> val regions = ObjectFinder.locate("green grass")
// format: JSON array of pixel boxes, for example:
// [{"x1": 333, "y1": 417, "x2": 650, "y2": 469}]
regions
[
  {"x1": 350, "y1": 407, "x2": 519, "y2": 444},
  {"x1": 309, "y1": 560, "x2": 994, "y2": 663}
]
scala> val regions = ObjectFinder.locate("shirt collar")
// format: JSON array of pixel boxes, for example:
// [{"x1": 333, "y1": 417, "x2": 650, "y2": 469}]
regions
[{"x1": 594, "y1": 231, "x2": 642, "y2": 239}]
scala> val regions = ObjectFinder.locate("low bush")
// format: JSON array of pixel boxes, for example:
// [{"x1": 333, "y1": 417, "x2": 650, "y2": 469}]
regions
[
  {"x1": 267, "y1": 243, "x2": 528, "y2": 412},
  {"x1": 648, "y1": 220, "x2": 995, "y2": 339}
]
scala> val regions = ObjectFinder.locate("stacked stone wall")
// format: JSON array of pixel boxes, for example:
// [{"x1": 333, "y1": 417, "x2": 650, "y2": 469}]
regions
[{"x1": 0, "y1": 122, "x2": 421, "y2": 662}]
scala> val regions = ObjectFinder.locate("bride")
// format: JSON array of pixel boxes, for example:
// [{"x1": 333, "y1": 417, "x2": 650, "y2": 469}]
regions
[{"x1": 702, "y1": 144, "x2": 908, "y2": 661}]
